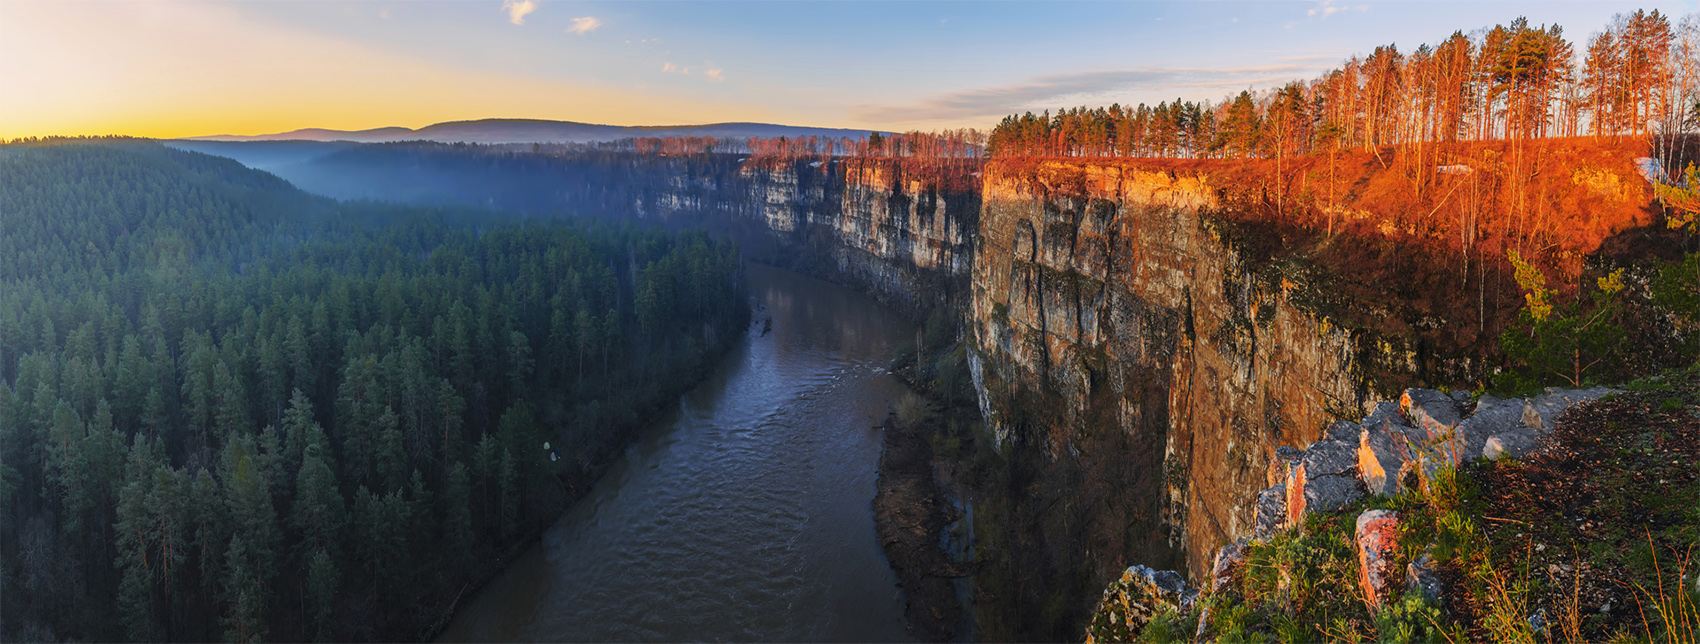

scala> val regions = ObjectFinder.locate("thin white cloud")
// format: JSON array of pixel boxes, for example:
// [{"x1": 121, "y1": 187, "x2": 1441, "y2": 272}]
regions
[
  {"x1": 662, "y1": 62, "x2": 689, "y2": 74},
  {"x1": 1307, "y1": 0, "x2": 1368, "y2": 18},
  {"x1": 502, "y1": 0, "x2": 536, "y2": 26},
  {"x1": 704, "y1": 67, "x2": 724, "y2": 82},
  {"x1": 567, "y1": 16, "x2": 601, "y2": 34},
  {"x1": 851, "y1": 63, "x2": 1325, "y2": 123}
]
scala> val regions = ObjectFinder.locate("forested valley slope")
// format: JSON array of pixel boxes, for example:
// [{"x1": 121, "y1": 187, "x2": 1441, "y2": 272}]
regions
[{"x1": 0, "y1": 139, "x2": 749, "y2": 642}]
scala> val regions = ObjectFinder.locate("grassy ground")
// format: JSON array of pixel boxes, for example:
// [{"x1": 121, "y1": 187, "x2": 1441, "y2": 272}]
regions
[{"x1": 1104, "y1": 365, "x2": 1699, "y2": 643}]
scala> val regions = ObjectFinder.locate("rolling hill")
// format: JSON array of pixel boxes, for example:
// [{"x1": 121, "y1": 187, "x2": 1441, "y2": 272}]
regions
[{"x1": 185, "y1": 118, "x2": 882, "y2": 144}]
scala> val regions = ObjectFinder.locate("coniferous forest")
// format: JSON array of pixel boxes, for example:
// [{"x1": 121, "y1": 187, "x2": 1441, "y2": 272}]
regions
[{"x1": 0, "y1": 139, "x2": 750, "y2": 642}]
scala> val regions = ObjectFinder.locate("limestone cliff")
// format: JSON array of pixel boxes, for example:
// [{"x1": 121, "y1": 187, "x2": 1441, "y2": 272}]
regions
[
  {"x1": 724, "y1": 158, "x2": 978, "y2": 316},
  {"x1": 587, "y1": 154, "x2": 979, "y2": 316},
  {"x1": 968, "y1": 161, "x2": 1423, "y2": 580}
]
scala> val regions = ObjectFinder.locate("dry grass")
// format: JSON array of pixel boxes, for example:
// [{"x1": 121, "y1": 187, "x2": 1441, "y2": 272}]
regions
[
  {"x1": 893, "y1": 391, "x2": 935, "y2": 429},
  {"x1": 1629, "y1": 536, "x2": 1698, "y2": 644}
]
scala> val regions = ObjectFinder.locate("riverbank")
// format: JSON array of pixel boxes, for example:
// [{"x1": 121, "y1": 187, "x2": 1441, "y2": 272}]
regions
[
  {"x1": 419, "y1": 313, "x2": 755, "y2": 641},
  {"x1": 875, "y1": 392, "x2": 973, "y2": 642}
]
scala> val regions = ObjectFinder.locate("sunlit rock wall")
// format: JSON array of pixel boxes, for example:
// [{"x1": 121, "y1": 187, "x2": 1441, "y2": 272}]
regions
[{"x1": 969, "y1": 161, "x2": 1378, "y2": 579}]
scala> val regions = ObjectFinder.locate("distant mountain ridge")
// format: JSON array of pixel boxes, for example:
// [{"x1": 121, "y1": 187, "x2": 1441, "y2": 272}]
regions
[{"x1": 186, "y1": 118, "x2": 881, "y2": 144}]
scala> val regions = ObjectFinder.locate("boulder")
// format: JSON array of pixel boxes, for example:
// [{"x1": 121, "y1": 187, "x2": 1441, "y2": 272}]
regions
[
  {"x1": 1306, "y1": 474, "x2": 1366, "y2": 516},
  {"x1": 1286, "y1": 436, "x2": 1365, "y2": 523},
  {"x1": 1288, "y1": 460, "x2": 1366, "y2": 527},
  {"x1": 1407, "y1": 548, "x2": 1442, "y2": 606},
  {"x1": 1303, "y1": 438, "x2": 1358, "y2": 478},
  {"x1": 1324, "y1": 420, "x2": 1362, "y2": 442},
  {"x1": 1522, "y1": 386, "x2": 1614, "y2": 431},
  {"x1": 1361, "y1": 401, "x2": 1406, "y2": 433},
  {"x1": 1402, "y1": 388, "x2": 1463, "y2": 441},
  {"x1": 1483, "y1": 428, "x2": 1543, "y2": 460},
  {"x1": 1359, "y1": 425, "x2": 1414, "y2": 497},
  {"x1": 1356, "y1": 510, "x2": 1403, "y2": 612},
  {"x1": 1253, "y1": 483, "x2": 1287, "y2": 538},
  {"x1": 1456, "y1": 394, "x2": 1525, "y2": 459},
  {"x1": 1085, "y1": 565, "x2": 1199, "y2": 643}
]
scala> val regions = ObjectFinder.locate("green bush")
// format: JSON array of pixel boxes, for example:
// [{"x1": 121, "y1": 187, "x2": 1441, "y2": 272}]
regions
[{"x1": 1373, "y1": 590, "x2": 1450, "y2": 644}]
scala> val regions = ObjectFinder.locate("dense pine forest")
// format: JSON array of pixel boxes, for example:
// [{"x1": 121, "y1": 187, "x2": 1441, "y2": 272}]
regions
[{"x1": 0, "y1": 139, "x2": 749, "y2": 641}]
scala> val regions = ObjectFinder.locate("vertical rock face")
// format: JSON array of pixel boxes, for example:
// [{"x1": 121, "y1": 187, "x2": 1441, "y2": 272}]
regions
[
  {"x1": 969, "y1": 161, "x2": 1370, "y2": 579},
  {"x1": 634, "y1": 156, "x2": 980, "y2": 316}
]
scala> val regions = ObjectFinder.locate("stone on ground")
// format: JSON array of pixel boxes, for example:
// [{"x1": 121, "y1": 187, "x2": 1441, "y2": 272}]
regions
[
  {"x1": 1355, "y1": 509, "x2": 1403, "y2": 612},
  {"x1": 1522, "y1": 386, "x2": 1614, "y2": 430},
  {"x1": 1324, "y1": 420, "x2": 1361, "y2": 442},
  {"x1": 1286, "y1": 437, "x2": 1366, "y2": 523},
  {"x1": 1456, "y1": 394, "x2": 1525, "y2": 459},
  {"x1": 1407, "y1": 548, "x2": 1442, "y2": 605}
]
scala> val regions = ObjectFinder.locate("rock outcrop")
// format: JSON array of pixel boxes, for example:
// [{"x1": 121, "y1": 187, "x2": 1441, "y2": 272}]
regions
[{"x1": 1085, "y1": 386, "x2": 1612, "y2": 639}]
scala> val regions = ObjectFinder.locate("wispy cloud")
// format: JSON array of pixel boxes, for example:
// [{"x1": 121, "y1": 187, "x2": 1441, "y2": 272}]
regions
[
  {"x1": 1308, "y1": 0, "x2": 1368, "y2": 19},
  {"x1": 662, "y1": 62, "x2": 689, "y2": 74},
  {"x1": 852, "y1": 64, "x2": 1324, "y2": 123},
  {"x1": 502, "y1": 0, "x2": 536, "y2": 25},
  {"x1": 704, "y1": 67, "x2": 724, "y2": 82},
  {"x1": 567, "y1": 16, "x2": 600, "y2": 34}
]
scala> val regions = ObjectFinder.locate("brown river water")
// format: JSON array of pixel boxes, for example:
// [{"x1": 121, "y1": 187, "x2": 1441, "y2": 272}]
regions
[{"x1": 438, "y1": 264, "x2": 919, "y2": 642}]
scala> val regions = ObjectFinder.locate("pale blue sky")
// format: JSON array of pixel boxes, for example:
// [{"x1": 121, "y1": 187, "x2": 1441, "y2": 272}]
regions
[{"x1": 1, "y1": 0, "x2": 1692, "y2": 137}]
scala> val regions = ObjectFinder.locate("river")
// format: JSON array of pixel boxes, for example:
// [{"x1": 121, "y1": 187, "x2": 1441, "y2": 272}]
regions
[{"x1": 438, "y1": 264, "x2": 920, "y2": 642}]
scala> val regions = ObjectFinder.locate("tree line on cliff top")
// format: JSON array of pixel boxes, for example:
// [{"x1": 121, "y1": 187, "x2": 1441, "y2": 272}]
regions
[
  {"x1": 515, "y1": 128, "x2": 988, "y2": 163},
  {"x1": 986, "y1": 10, "x2": 1695, "y2": 160},
  {"x1": 0, "y1": 139, "x2": 749, "y2": 642}
]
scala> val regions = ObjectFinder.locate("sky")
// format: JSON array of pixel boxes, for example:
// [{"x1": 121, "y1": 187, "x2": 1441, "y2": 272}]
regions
[{"x1": 1, "y1": 0, "x2": 1695, "y2": 139}]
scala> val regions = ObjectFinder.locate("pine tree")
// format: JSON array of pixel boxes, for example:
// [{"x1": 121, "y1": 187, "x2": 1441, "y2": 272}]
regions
[
  {"x1": 375, "y1": 407, "x2": 407, "y2": 494},
  {"x1": 441, "y1": 463, "x2": 475, "y2": 570},
  {"x1": 304, "y1": 548, "x2": 339, "y2": 642},
  {"x1": 291, "y1": 444, "x2": 344, "y2": 557},
  {"x1": 508, "y1": 330, "x2": 533, "y2": 401},
  {"x1": 221, "y1": 534, "x2": 266, "y2": 643}
]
